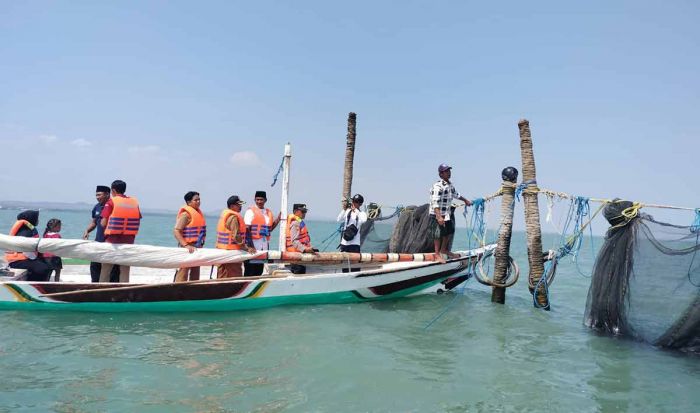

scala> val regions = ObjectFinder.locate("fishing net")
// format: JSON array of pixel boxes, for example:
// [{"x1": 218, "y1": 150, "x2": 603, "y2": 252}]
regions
[
  {"x1": 361, "y1": 203, "x2": 453, "y2": 253},
  {"x1": 358, "y1": 203, "x2": 404, "y2": 253},
  {"x1": 585, "y1": 201, "x2": 700, "y2": 353}
]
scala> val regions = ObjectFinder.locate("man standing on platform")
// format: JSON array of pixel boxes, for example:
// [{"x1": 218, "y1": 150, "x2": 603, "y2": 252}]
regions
[
  {"x1": 82, "y1": 185, "x2": 119, "y2": 283},
  {"x1": 429, "y1": 164, "x2": 472, "y2": 263},
  {"x1": 173, "y1": 191, "x2": 207, "y2": 282},
  {"x1": 99, "y1": 180, "x2": 141, "y2": 282},
  {"x1": 243, "y1": 190, "x2": 280, "y2": 276}
]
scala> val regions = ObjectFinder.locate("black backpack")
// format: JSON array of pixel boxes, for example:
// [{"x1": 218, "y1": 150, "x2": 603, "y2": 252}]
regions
[{"x1": 342, "y1": 210, "x2": 359, "y2": 242}]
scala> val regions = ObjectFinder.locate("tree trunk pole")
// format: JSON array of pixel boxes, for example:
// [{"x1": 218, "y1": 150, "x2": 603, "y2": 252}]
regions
[
  {"x1": 518, "y1": 119, "x2": 549, "y2": 310},
  {"x1": 491, "y1": 175, "x2": 517, "y2": 304},
  {"x1": 342, "y1": 112, "x2": 357, "y2": 209}
]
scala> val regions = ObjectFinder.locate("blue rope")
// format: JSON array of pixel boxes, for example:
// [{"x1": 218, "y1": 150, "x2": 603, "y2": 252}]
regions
[
  {"x1": 515, "y1": 179, "x2": 536, "y2": 202},
  {"x1": 463, "y1": 198, "x2": 487, "y2": 275},
  {"x1": 687, "y1": 209, "x2": 700, "y2": 286},
  {"x1": 318, "y1": 223, "x2": 344, "y2": 252},
  {"x1": 465, "y1": 198, "x2": 486, "y2": 249},
  {"x1": 422, "y1": 201, "x2": 486, "y2": 329},
  {"x1": 691, "y1": 209, "x2": 700, "y2": 233},
  {"x1": 555, "y1": 196, "x2": 594, "y2": 277},
  {"x1": 423, "y1": 272, "x2": 473, "y2": 330},
  {"x1": 533, "y1": 259, "x2": 553, "y2": 309},
  {"x1": 424, "y1": 293, "x2": 462, "y2": 330},
  {"x1": 270, "y1": 157, "x2": 285, "y2": 187},
  {"x1": 535, "y1": 196, "x2": 593, "y2": 307}
]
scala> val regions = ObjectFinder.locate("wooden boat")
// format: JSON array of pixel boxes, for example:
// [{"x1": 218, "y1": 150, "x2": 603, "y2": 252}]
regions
[
  {"x1": 0, "y1": 144, "x2": 494, "y2": 312},
  {"x1": 0, "y1": 246, "x2": 494, "y2": 312}
]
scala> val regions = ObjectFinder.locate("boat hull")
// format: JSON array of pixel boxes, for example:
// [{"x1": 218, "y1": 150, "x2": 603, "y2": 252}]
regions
[{"x1": 0, "y1": 258, "x2": 472, "y2": 312}]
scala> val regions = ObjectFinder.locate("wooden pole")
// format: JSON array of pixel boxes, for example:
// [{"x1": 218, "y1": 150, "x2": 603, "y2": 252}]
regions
[
  {"x1": 278, "y1": 143, "x2": 291, "y2": 252},
  {"x1": 491, "y1": 168, "x2": 518, "y2": 304},
  {"x1": 518, "y1": 119, "x2": 549, "y2": 310},
  {"x1": 342, "y1": 112, "x2": 357, "y2": 209}
]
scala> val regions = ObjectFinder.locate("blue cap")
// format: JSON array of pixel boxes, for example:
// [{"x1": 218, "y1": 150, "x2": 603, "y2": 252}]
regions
[{"x1": 438, "y1": 163, "x2": 452, "y2": 173}]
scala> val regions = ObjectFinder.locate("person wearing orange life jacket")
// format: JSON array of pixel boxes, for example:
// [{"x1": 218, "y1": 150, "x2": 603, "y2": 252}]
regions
[
  {"x1": 243, "y1": 190, "x2": 281, "y2": 276},
  {"x1": 286, "y1": 203, "x2": 317, "y2": 274},
  {"x1": 215, "y1": 195, "x2": 256, "y2": 278},
  {"x1": 4, "y1": 210, "x2": 52, "y2": 281},
  {"x1": 99, "y1": 179, "x2": 142, "y2": 283},
  {"x1": 173, "y1": 191, "x2": 207, "y2": 282}
]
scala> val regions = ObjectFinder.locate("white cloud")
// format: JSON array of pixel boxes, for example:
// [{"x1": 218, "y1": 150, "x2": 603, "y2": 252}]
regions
[
  {"x1": 39, "y1": 134, "x2": 58, "y2": 144},
  {"x1": 71, "y1": 138, "x2": 92, "y2": 147},
  {"x1": 230, "y1": 151, "x2": 263, "y2": 167},
  {"x1": 128, "y1": 145, "x2": 160, "y2": 153}
]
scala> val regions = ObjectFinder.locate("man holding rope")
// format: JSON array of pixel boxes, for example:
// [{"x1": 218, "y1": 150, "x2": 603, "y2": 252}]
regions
[{"x1": 429, "y1": 164, "x2": 472, "y2": 263}]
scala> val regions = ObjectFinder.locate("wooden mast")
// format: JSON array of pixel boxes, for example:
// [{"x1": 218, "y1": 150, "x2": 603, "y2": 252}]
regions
[{"x1": 278, "y1": 143, "x2": 291, "y2": 252}]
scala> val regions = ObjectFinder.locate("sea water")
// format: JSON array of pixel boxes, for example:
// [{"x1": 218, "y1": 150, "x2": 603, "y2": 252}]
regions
[{"x1": 0, "y1": 209, "x2": 698, "y2": 412}]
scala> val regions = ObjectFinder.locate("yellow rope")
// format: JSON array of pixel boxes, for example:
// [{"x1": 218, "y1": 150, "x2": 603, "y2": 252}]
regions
[
  {"x1": 537, "y1": 188, "x2": 695, "y2": 212},
  {"x1": 609, "y1": 202, "x2": 642, "y2": 229},
  {"x1": 366, "y1": 204, "x2": 404, "y2": 220}
]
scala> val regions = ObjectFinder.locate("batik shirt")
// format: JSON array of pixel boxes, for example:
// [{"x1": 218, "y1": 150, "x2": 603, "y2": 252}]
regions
[{"x1": 429, "y1": 180, "x2": 461, "y2": 217}]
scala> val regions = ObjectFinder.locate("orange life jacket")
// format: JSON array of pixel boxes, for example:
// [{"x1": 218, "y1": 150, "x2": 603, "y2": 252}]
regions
[
  {"x1": 4, "y1": 219, "x2": 38, "y2": 263},
  {"x1": 178, "y1": 205, "x2": 207, "y2": 247},
  {"x1": 247, "y1": 206, "x2": 274, "y2": 240},
  {"x1": 104, "y1": 196, "x2": 141, "y2": 236},
  {"x1": 285, "y1": 214, "x2": 311, "y2": 252},
  {"x1": 215, "y1": 209, "x2": 246, "y2": 250}
]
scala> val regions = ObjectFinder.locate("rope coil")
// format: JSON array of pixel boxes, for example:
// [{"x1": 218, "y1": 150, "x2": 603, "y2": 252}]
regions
[{"x1": 475, "y1": 255, "x2": 520, "y2": 288}]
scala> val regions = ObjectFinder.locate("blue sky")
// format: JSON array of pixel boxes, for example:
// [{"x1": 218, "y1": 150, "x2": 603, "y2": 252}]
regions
[{"x1": 1, "y1": 0, "x2": 698, "y2": 225}]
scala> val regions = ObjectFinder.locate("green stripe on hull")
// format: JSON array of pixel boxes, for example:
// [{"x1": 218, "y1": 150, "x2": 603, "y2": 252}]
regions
[{"x1": 0, "y1": 279, "x2": 446, "y2": 313}]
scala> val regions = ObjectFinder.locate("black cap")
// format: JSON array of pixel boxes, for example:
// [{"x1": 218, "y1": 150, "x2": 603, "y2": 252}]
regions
[
  {"x1": 227, "y1": 195, "x2": 245, "y2": 207},
  {"x1": 352, "y1": 194, "x2": 364, "y2": 204},
  {"x1": 254, "y1": 191, "x2": 267, "y2": 199},
  {"x1": 96, "y1": 185, "x2": 111, "y2": 193},
  {"x1": 293, "y1": 203, "x2": 308, "y2": 212}
]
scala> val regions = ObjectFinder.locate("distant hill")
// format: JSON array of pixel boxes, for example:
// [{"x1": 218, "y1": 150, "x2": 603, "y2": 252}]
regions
[{"x1": 0, "y1": 200, "x2": 174, "y2": 215}]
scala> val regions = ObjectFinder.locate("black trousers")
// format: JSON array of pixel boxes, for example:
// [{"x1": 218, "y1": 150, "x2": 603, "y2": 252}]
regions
[
  {"x1": 244, "y1": 262, "x2": 265, "y2": 277},
  {"x1": 340, "y1": 244, "x2": 361, "y2": 273},
  {"x1": 9, "y1": 259, "x2": 52, "y2": 282},
  {"x1": 90, "y1": 262, "x2": 120, "y2": 283}
]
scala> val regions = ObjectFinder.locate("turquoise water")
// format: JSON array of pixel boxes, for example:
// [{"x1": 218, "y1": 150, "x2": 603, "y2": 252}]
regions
[{"x1": 1, "y1": 209, "x2": 699, "y2": 412}]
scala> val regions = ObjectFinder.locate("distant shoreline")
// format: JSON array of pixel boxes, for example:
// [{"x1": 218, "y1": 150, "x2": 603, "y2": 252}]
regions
[{"x1": 0, "y1": 200, "x2": 174, "y2": 216}]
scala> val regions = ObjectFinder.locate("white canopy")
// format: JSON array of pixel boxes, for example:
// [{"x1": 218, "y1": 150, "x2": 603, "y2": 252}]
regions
[{"x1": 0, "y1": 234, "x2": 254, "y2": 269}]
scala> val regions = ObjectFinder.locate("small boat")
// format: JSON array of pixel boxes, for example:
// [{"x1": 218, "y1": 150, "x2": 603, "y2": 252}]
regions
[
  {"x1": 1, "y1": 144, "x2": 494, "y2": 312},
  {"x1": 0, "y1": 238, "x2": 495, "y2": 312}
]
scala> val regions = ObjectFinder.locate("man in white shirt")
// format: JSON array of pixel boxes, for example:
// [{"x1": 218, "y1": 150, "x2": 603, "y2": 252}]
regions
[
  {"x1": 244, "y1": 190, "x2": 280, "y2": 276},
  {"x1": 337, "y1": 194, "x2": 368, "y2": 272}
]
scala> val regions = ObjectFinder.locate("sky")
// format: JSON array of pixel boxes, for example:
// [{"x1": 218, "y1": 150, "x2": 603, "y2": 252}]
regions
[{"x1": 1, "y1": 0, "x2": 698, "y2": 225}]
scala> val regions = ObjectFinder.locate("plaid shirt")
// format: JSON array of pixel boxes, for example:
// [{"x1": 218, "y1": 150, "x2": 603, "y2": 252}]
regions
[{"x1": 429, "y1": 179, "x2": 461, "y2": 216}]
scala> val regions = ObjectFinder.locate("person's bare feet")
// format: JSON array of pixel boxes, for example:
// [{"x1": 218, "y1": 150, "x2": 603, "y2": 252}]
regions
[{"x1": 436, "y1": 254, "x2": 446, "y2": 263}]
